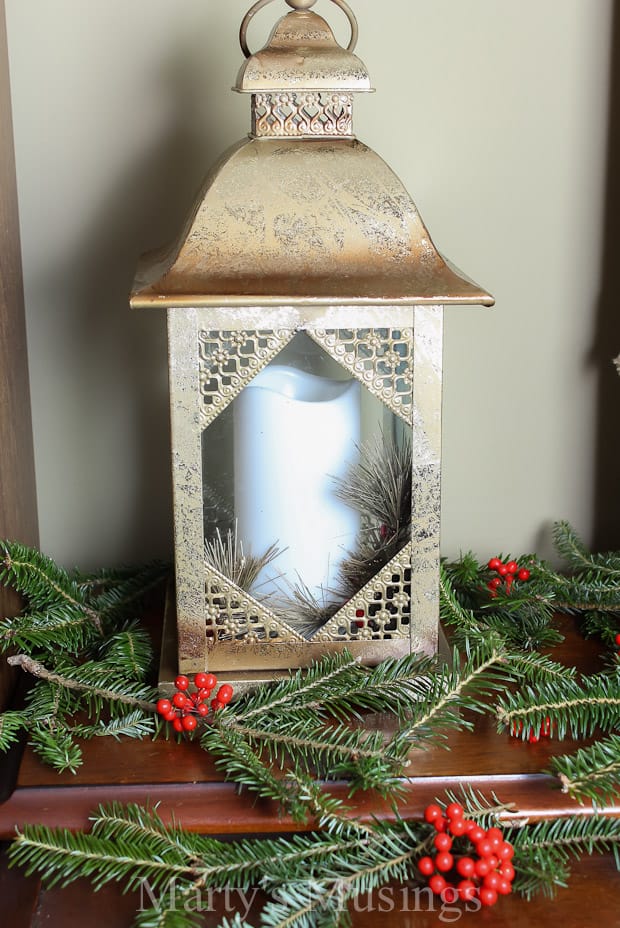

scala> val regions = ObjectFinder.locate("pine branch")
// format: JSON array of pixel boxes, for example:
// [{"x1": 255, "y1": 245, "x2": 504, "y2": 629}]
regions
[
  {"x1": 0, "y1": 605, "x2": 96, "y2": 656},
  {"x1": 7, "y1": 654, "x2": 158, "y2": 713},
  {"x1": 234, "y1": 652, "x2": 364, "y2": 723},
  {"x1": 223, "y1": 713, "x2": 395, "y2": 785},
  {"x1": 29, "y1": 724, "x2": 83, "y2": 774},
  {"x1": 508, "y1": 814, "x2": 620, "y2": 899},
  {"x1": 89, "y1": 562, "x2": 170, "y2": 625},
  {"x1": 95, "y1": 627, "x2": 154, "y2": 681},
  {"x1": 0, "y1": 709, "x2": 28, "y2": 750},
  {"x1": 73, "y1": 711, "x2": 156, "y2": 742},
  {"x1": 554, "y1": 521, "x2": 620, "y2": 577},
  {"x1": 496, "y1": 671, "x2": 620, "y2": 739},
  {"x1": 504, "y1": 651, "x2": 577, "y2": 686},
  {"x1": 0, "y1": 541, "x2": 102, "y2": 632},
  {"x1": 551, "y1": 734, "x2": 620, "y2": 805},
  {"x1": 389, "y1": 643, "x2": 509, "y2": 750}
]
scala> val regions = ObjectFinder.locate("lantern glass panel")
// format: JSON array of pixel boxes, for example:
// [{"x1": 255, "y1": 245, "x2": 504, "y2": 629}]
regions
[{"x1": 200, "y1": 331, "x2": 411, "y2": 639}]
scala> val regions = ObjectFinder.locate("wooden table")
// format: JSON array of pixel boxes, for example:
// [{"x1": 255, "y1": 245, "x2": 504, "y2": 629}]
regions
[{"x1": 1, "y1": 615, "x2": 619, "y2": 926}]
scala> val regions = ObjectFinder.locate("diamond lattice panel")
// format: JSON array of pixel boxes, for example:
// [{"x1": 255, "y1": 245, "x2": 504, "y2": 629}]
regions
[
  {"x1": 307, "y1": 328, "x2": 413, "y2": 423},
  {"x1": 205, "y1": 562, "x2": 305, "y2": 645},
  {"x1": 198, "y1": 329, "x2": 295, "y2": 429},
  {"x1": 313, "y1": 543, "x2": 412, "y2": 641}
]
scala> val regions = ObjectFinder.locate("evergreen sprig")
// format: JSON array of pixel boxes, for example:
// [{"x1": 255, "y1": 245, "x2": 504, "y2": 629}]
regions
[
  {"x1": 508, "y1": 814, "x2": 620, "y2": 900},
  {"x1": 0, "y1": 544, "x2": 166, "y2": 772},
  {"x1": 550, "y1": 734, "x2": 620, "y2": 806},
  {"x1": 496, "y1": 670, "x2": 620, "y2": 740}
]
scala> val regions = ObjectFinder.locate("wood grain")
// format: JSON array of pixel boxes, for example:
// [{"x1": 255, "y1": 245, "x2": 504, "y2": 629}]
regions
[{"x1": 0, "y1": 0, "x2": 39, "y2": 711}]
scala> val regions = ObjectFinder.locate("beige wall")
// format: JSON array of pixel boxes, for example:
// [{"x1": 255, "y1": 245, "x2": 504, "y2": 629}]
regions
[{"x1": 4, "y1": 0, "x2": 615, "y2": 568}]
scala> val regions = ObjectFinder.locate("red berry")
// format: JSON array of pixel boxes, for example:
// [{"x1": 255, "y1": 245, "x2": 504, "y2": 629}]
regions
[
  {"x1": 486, "y1": 827, "x2": 504, "y2": 848},
  {"x1": 211, "y1": 698, "x2": 221, "y2": 710},
  {"x1": 505, "y1": 572, "x2": 514, "y2": 583},
  {"x1": 446, "y1": 803, "x2": 463, "y2": 820},
  {"x1": 428, "y1": 875, "x2": 447, "y2": 895},
  {"x1": 518, "y1": 568, "x2": 531, "y2": 582},
  {"x1": 499, "y1": 863, "x2": 515, "y2": 881},
  {"x1": 216, "y1": 684, "x2": 234, "y2": 705},
  {"x1": 486, "y1": 855, "x2": 499, "y2": 870},
  {"x1": 498, "y1": 564, "x2": 509, "y2": 577},
  {"x1": 474, "y1": 858, "x2": 491, "y2": 877},
  {"x1": 483, "y1": 872, "x2": 501, "y2": 891},
  {"x1": 181, "y1": 715, "x2": 197, "y2": 732},
  {"x1": 156, "y1": 698, "x2": 172, "y2": 716},
  {"x1": 489, "y1": 577, "x2": 502, "y2": 590},
  {"x1": 488, "y1": 558, "x2": 501, "y2": 571},
  {"x1": 204, "y1": 674, "x2": 218, "y2": 690},
  {"x1": 442, "y1": 886, "x2": 459, "y2": 904},
  {"x1": 435, "y1": 852, "x2": 454, "y2": 872},
  {"x1": 174, "y1": 675, "x2": 190, "y2": 691},
  {"x1": 164, "y1": 708, "x2": 177, "y2": 722},
  {"x1": 418, "y1": 856, "x2": 435, "y2": 876},
  {"x1": 197, "y1": 703, "x2": 209, "y2": 717},
  {"x1": 193, "y1": 673, "x2": 209, "y2": 689},
  {"x1": 448, "y1": 818, "x2": 467, "y2": 837},
  {"x1": 479, "y1": 887, "x2": 498, "y2": 907},
  {"x1": 456, "y1": 857, "x2": 475, "y2": 878},
  {"x1": 463, "y1": 819, "x2": 476, "y2": 834},
  {"x1": 172, "y1": 717, "x2": 184, "y2": 732},
  {"x1": 434, "y1": 833, "x2": 453, "y2": 852},
  {"x1": 433, "y1": 816, "x2": 448, "y2": 832},
  {"x1": 528, "y1": 731, "x2": 540, "y2": 743},
  {"x1": 497, "y1": 841, "x2": 514, "y2": 861},
  {"x1": 506, "y1": 561, "x2": 518, "y2": 574},
  {"x1": 458, "y1": 880, "x2": 477, "y2": 902},
  {"x1": 468, "y1": 825, "x2": 485, "y2": 843},
  {"x1": 476, "y1": 839, "x2": 494, "y2": 858},
  {"x1": 497, "y1": 878, "x2": 512, "y2": 895},
  {"x1": 615, "y1": 632, "x2": 620, "y2": 646},
  {"x1": 424, "y1": 804, "x2": 443, "y2": 824},
  {"x1": 172, "y1": 693, "x2": 188, "y2": 709}
]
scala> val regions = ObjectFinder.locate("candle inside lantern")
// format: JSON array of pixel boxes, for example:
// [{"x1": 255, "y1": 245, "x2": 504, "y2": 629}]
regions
[{"x1": 234, "y1": 365, "x2": 361, "y2": 601}]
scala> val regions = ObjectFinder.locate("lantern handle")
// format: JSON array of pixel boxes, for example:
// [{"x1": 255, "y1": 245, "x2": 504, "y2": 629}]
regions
[{"x1": 239, "y1": 0, "x2": 359, "y2": 59}]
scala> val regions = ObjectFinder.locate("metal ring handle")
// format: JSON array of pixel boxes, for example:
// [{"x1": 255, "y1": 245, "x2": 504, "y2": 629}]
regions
[{"x1": 239, "y1": 0, "x2": 358, "y2": 59}]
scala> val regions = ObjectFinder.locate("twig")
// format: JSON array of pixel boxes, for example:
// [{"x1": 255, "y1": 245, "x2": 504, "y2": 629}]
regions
[{"x1": 7, "y1": 654, "x2": 157, "y2": 712}]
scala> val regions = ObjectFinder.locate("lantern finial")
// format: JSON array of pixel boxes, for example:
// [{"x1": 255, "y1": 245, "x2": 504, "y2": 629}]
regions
[
  {"x1": 285, "y1": 0, "x2": 318, "y2": 9},
  {"x1": 236, "y1": 0, "x2": 369, "y2": 139}
]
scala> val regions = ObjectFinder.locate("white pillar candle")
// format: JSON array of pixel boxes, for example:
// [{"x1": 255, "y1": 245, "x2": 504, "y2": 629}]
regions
[{"x1": 234, "y1": 365, "x2": 360, "y2": 601}]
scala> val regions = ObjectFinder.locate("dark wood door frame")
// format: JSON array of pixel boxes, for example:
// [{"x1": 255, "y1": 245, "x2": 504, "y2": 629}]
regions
[{"x1": 0, "y1": 0, "x2": 39, "y2": 708}]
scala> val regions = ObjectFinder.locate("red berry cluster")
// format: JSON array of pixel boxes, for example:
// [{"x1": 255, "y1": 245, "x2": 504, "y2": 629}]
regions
[
  {"x1": 417, "y1": 803, "x2": 515, "y2": 908},
  {"x1": 511, "y1": 715, "x2": 553, "y2": 743},
  {"x1": 487, "y1": 557, "x2": 530, "y2": 597},
  {"x1": 156, "y1": 674, "x2": 234, "y2": 734}
]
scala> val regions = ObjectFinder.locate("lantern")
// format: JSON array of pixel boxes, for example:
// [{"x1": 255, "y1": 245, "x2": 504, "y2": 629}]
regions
[{"x1": 130, "y1": 0, "x2": 494, "y2": 690}]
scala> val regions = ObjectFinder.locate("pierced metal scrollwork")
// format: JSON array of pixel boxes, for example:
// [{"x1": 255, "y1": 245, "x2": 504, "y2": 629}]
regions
[
  {"x1": 198, "y1": 329, "x2": 295, "y2": 428},
  {"x1": 314, "y1": 543, "x2": 412, "y2": 641},
  {"x1": 308, "y1": 328, "x2": 413, "y2": 422},
  {"x1": 252, "y1": 92, "x2": 353, "y2": 138}
]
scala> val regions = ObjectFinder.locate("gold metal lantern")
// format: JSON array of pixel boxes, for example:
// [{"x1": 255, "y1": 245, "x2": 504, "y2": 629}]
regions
[{"x1": 131, "y1": 0, "x2": 493, "y2": 689}]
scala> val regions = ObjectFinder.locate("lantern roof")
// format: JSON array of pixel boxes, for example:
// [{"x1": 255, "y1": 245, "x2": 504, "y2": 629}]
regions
[
  {"x1": 234, "y1": 6, "x2": 372, "y2": 94},
  {"x1": 130, "y1": 0, "x2": 493, "y2": 309}
]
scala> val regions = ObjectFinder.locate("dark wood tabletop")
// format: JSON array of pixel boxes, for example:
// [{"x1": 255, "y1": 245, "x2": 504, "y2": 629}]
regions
[{"x1": 1, "y1": 613, "x2": 619, "y2": 926}]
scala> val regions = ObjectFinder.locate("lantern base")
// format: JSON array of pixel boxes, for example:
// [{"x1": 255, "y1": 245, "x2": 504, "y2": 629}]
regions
[{"x1": 159, "y1": 581, "x2": 451, "y2": 697}]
